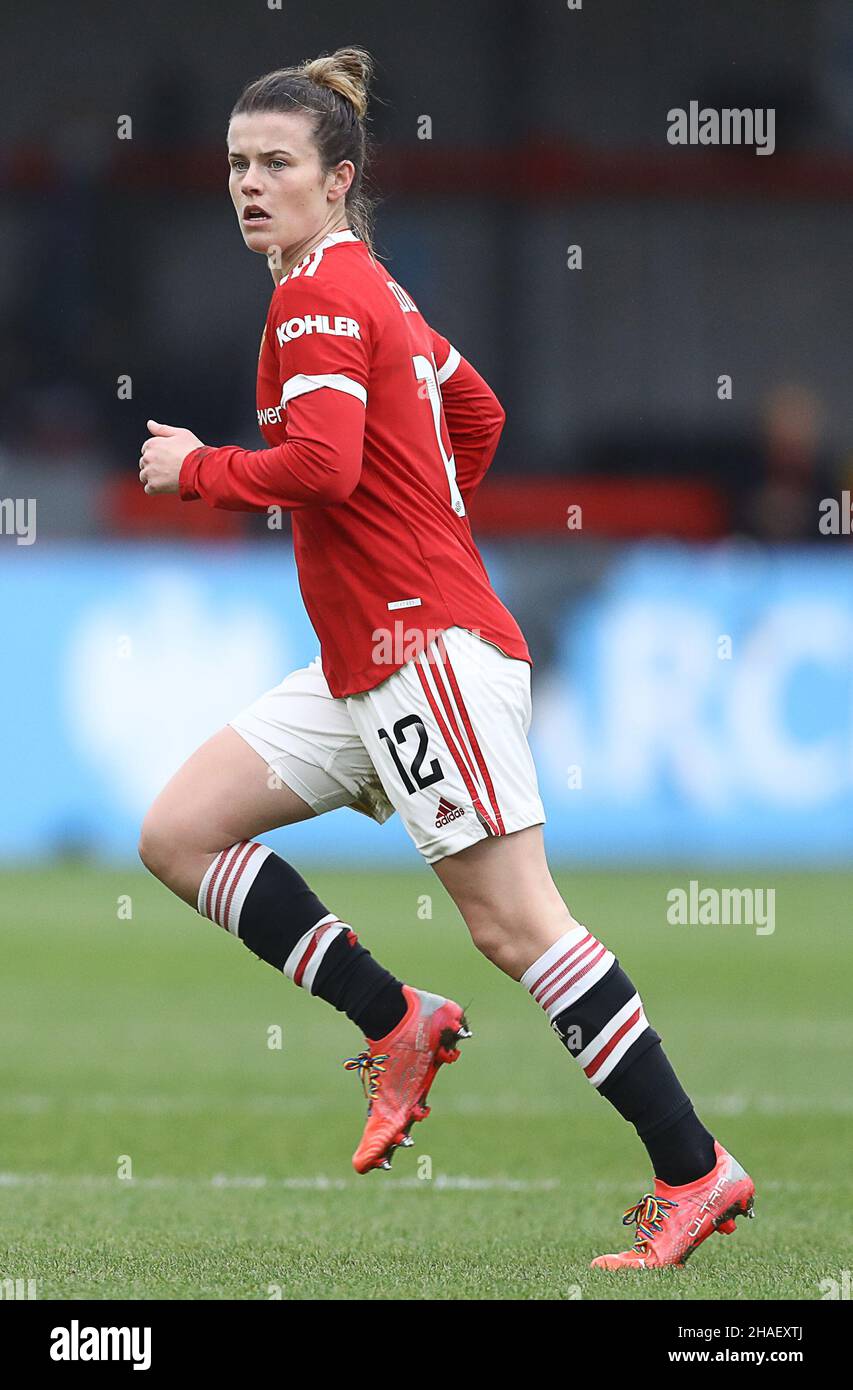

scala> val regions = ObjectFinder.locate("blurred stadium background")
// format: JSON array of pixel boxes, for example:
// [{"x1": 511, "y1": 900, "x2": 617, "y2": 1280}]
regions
[
  {"x1": 3, "y1": 0, "x2": 853, "y2": 869},
  {"x1": 1, "y1": 0, "x2": 852, "y2": 1300}
]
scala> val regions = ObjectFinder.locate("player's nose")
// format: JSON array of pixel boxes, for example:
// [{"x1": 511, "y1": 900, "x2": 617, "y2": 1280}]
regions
[{"x1": 239, "y1": 164, "x2": 264, "y2": 196}]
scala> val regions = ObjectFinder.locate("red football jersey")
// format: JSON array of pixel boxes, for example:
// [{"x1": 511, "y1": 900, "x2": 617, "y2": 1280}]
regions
[{"x1": 180, "y1": 229, "x2": 531, "y2": 697}]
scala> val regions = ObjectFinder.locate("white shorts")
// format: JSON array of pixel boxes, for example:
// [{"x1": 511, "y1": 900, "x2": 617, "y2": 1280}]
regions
[{"x1": 229, "y1": 626, "x2": 546, "y2": 864}]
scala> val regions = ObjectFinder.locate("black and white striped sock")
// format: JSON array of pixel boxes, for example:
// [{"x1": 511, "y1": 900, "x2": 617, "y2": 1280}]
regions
[
  {"x1": 523, "y1": 925, "x2": 716, "y2": 1185},
  {"x1": 197, "y1": 843, "x2": 407, "y2": 1040}
]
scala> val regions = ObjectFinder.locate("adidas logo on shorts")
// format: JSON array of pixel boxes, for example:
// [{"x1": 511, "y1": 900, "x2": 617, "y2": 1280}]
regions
[{"x1": 435, "y1": 795, "x2": 465, "y2": 828}]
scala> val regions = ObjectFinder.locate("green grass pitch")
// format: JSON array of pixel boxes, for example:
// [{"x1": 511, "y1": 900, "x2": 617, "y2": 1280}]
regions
[{"x1": 0, "y1": 863, "x2": 850, "y2": 1300}]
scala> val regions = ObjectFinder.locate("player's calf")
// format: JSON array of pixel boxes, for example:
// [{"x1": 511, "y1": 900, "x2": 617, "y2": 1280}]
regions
[
  {"x1": 198, "y1": 847, "x2": 472, "y2": 1175},
  {"x1": 141, "y1": 817, "x2": 411, "y2": 1043},
  {"x1": 523, "y1": 926, "x2": 719, "y2": 1189},
  {"x1": 194, "y1": 842, "x2": 409, "y2": 1040}
]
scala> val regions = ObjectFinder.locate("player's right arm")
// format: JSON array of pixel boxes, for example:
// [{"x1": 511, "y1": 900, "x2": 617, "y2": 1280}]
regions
[
  {"x1": 179, "y1": 278, "x2": 370, "y2": 511},
  {"x1": 430, "y1": 328, "x2": 506, "y2": 506},
  {"x1": 178, "y1": 390, "x2": 365, "y2": 511}
]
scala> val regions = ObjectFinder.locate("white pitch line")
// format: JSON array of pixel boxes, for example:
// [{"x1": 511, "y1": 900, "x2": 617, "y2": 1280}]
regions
[
  {"x1": 695, "y1": 1093, "x2": 853, "y2": 1116},
  {"x1": 0, "y1": 1171, "x2": 560, "y2": 1193},
  {"x1": 1, "y1": 1091, "x2": 853, "y2": 1116},
  {"x1": 0, "y1": 1172, "x2": 844, "y2": 1197},
  {"x1": 0, "y1": 1094, "x2": 336, "y2": 1116}
]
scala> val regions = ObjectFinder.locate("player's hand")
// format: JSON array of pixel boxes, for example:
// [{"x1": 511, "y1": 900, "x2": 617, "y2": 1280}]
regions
[{"x1": 139, "y1": 420, "x2": 204, "y2": 495}]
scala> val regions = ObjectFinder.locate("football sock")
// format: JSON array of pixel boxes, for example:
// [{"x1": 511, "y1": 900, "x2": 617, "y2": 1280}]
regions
[
  {"x1": 197, "y1": 843, "x2": 407, "y2": 1039},
  {"x1": 522, "y1": 926, "x2": 717, "y2": 1186},
  {"x1": 600, "y1": 1053, "x2": 717, "y2": 1187}
]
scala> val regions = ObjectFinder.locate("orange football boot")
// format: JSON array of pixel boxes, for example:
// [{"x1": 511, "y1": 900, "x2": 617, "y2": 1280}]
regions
[
  {"x1": 344, "y1": 985, "x2": 470, "y2": 1174},
  {"x1": 591, "y1": 1140, "x2": 755, "y2": 1269}
]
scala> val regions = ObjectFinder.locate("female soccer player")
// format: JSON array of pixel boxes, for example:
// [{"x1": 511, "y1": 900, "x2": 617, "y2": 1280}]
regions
[{"x1": 137, "y1": 47, "x2": 754, "y2": 1269}]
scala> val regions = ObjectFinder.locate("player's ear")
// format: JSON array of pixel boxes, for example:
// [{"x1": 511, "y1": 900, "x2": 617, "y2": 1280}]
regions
[{"x1": 328, "y1": 160, "x2": 355, "y2": 202}]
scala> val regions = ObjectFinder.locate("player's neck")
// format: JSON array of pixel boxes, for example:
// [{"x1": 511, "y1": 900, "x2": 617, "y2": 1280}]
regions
[{"x1": 267, "y1": 217, "x2": 352, "y2": 286}]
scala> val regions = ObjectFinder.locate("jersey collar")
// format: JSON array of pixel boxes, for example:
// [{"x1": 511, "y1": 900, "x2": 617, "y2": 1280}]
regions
[
  {"x1": 278, "y1": 229, "x2": 360, "y2": 285},
  {"x1": 320, "y1": 229, "x2": 359, "y2": 247}
]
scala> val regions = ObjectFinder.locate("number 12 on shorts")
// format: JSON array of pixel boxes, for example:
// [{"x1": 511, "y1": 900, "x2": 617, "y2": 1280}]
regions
[{"x1": 378, "y1": 715, "x2": 444, "y2": 794}]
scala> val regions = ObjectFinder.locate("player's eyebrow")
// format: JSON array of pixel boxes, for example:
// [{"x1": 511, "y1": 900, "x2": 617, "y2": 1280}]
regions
[{"x1": 227, "y1": 148, "x2": 295, "y2": 160}]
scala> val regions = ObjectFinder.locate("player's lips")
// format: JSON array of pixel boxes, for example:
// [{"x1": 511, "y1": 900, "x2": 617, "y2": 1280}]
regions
[{"x1": 242, "y1": 205, "x2": 272, "y2": 224}]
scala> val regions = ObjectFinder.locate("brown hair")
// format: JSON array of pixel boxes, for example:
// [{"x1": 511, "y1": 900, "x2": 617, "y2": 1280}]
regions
[{"x1": 231, "y1": 46, "x2": 376, "y2": 252}]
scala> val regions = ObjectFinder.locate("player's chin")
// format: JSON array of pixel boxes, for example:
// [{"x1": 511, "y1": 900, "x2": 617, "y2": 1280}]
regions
[{"x1": 241, "y1": 222, "x2": 277, "y2": 253}]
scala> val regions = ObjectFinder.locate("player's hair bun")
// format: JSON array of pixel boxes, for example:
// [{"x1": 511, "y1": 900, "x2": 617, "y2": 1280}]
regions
[
  {"x1": 231, "y1": 47, "x2": 378, "y2": 251},
  {"x1": 299, "y1": 47, "x2": 373, "y2": 121}
]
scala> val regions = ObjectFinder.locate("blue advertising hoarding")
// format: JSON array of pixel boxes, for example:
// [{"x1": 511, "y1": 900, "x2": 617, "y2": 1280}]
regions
[{"x1": 1, "y1": 542, "x2": 850, "y2": 865}]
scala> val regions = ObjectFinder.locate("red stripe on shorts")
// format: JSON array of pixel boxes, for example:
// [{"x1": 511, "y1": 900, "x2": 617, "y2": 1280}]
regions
[
  {"x1": 435, "y1": 634, "x2": 506, "y2": 834},
  {"x1": 414, "y1": 657, "x2": 500, "y2": 837}
]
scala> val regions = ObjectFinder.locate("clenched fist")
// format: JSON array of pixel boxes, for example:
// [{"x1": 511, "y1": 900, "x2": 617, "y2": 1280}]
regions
[{"x1": 139, "y1": 420, "x2": 204, "y2": 495}]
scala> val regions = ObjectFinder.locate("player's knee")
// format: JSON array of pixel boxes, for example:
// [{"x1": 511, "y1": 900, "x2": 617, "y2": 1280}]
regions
[
  {"x1": 465, "y1": 908, "x2": 513, "y2": 965},
  {"x1": 463, "y1": 895, "x2": 579, "y2": 977},
  {"x1": 137, "y1": 812, "x2": 163, "y2": 878},
  {"x1": 138, "y1": 808, "x2": 184, "y2": 887}
]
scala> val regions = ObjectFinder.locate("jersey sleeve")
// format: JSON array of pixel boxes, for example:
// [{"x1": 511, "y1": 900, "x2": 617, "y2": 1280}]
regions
[
  {"x1": 430, "y1": 327, "x2": 506, "y2": 505},
  {"x1": 271, "y1": 274, "x2": 370, "y2": 412},
  {"x1": 179, "y1": 277, "x2": 370, "y2": 511}
]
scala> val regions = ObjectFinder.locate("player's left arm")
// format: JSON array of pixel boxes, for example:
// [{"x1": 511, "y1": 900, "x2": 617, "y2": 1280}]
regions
[{"x1": 430, "y1": 327, "x2": 506, "y2": 506}]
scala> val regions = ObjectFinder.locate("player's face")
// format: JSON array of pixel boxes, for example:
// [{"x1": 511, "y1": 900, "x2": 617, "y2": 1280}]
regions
[{"x1": 227, "y1": 111, "x2": 340, "y2": 257}]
